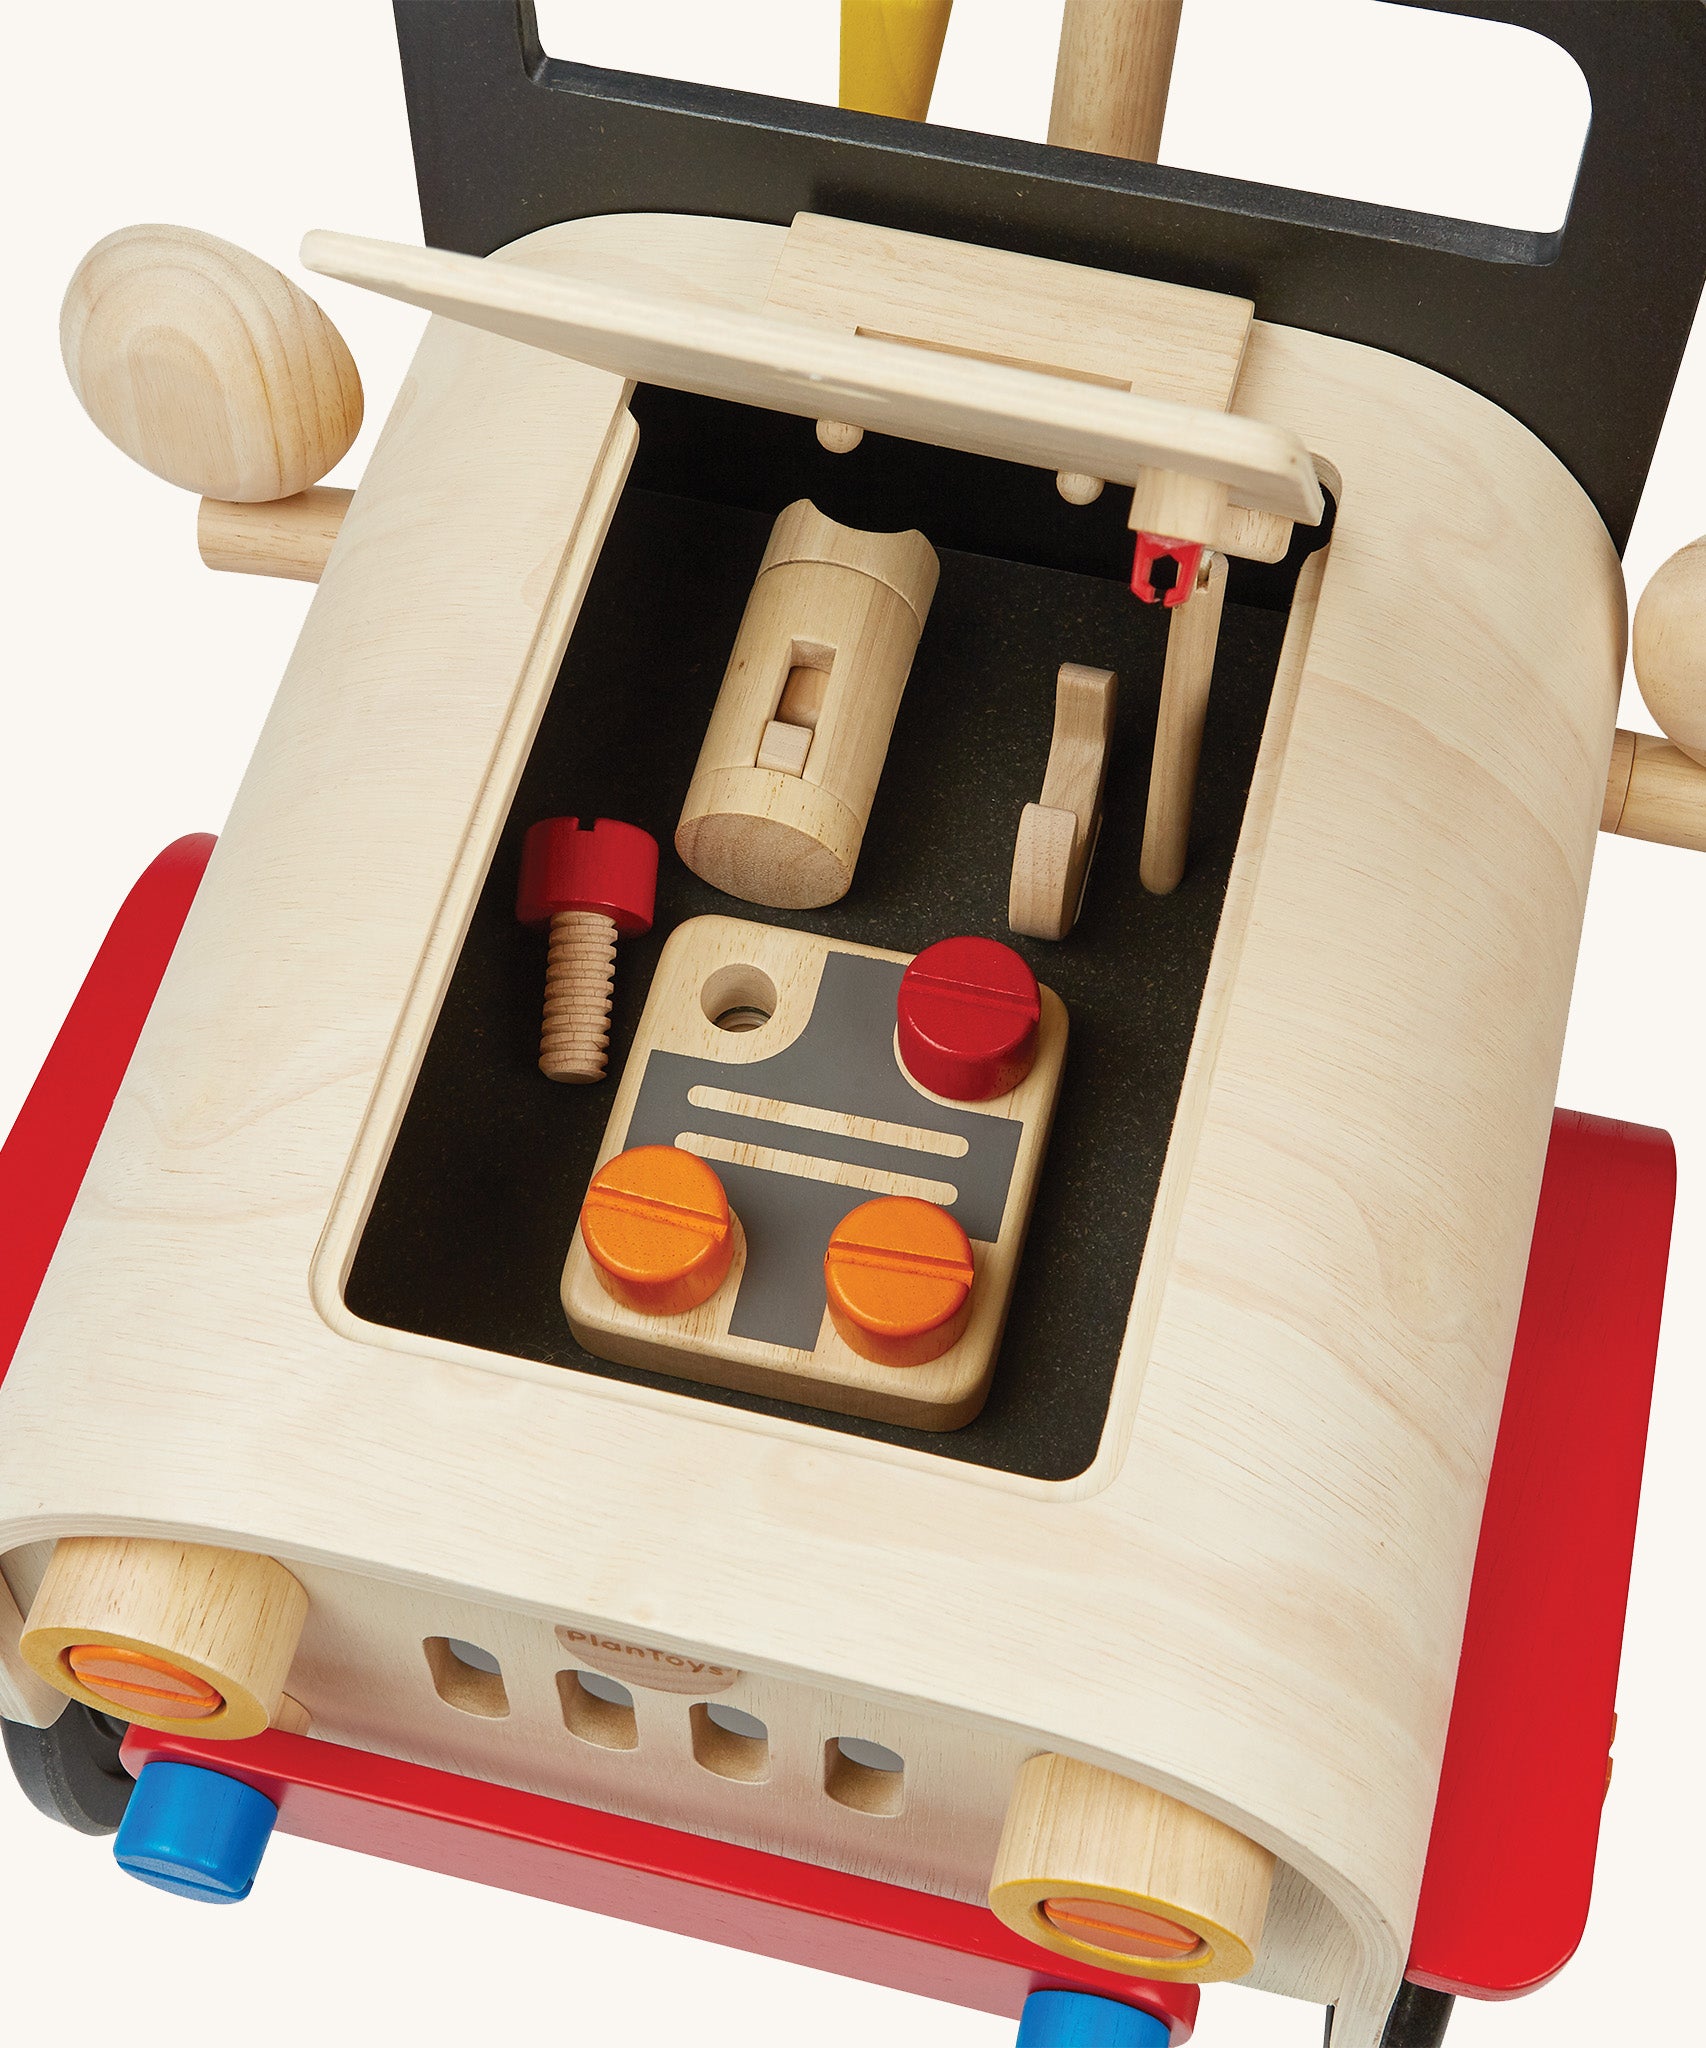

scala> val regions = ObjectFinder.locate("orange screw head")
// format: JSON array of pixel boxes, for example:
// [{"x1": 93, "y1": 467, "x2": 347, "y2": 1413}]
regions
[
  {"x1": 580, "y1": 1145, "x2": 737, "y2": 1317},
  {"x1": 824, "y1": 1196, "x2": 975, "y2": 1368},
  {"x1": 1041, "y1": 1896, "x2": 1205, "y2": 1964},
  {"x1": 65, "y1": 1644, "x2": 224, "y2": 1720}
]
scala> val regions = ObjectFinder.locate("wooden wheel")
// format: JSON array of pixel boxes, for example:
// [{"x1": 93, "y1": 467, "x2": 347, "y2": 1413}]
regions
[
  {"x1": 19, "y1": 1537, "x2": 307, "y2": 1740},
  {"x1": 989, "y1": 1753, "x2": 1275, "y2": 1984}
]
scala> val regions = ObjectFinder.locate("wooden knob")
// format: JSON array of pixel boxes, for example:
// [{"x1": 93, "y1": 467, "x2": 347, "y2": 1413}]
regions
[
  {"x1": 1056, "y1": 471, "x2": 1105, "y2": 506},
  {"x1": 816, "y1": 419, "x2": 866, "y2": 455},
  {"x1": 989, "y1": 1753, "x2": 1275, "y2": 1984},
  {"x1": 20, "y1": 1535, "x2": 308, "y2": 1740},
  {"x1": 61, "y1": 224, "x2": 362, "y2": 502},
  {"x1": 1633, "y1": 537, "x2": 1706, "y2": 767}
]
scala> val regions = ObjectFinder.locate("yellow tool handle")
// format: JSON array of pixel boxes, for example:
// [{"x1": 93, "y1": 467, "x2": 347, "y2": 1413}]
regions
[{"x1": 840, "y1": 0, "x2": 953, "y2": 123}]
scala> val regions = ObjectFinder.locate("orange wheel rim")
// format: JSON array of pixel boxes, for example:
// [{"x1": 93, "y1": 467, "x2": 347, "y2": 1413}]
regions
[
  {"x1": 1042, "y1": 1896, "x2": 1205, "y2": 1962},
  {"x1": 66, "y1": 1643, "x2": 224, "y2": 1718}
]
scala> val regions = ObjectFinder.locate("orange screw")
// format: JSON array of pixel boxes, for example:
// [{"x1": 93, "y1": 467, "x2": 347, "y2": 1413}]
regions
[
  {"x1": 65, "y1": 1644, "x2": 224, "y2": 1720},
  {"x1": 1042, "y1": 1896, "x2": 1205, "y2": 1964},
  {"x1": 580, "y1": 1145, "x2": 737, "y2": 1317},
  {"x1": 824, "y1": 1196, "x2": 975, "y2": 1367}
]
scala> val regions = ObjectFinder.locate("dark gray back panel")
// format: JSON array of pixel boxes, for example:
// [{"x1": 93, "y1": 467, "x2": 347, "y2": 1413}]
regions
[{"x1": 393, "y1": 0, "x2": 1706, "y2": 551}]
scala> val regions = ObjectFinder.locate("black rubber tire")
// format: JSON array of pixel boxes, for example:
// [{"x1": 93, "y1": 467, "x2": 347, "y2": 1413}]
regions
[
  {"x1": 3, "y1": 1702, "x2": 135, "y2": 1835},
  {"x1": 1380, "y1": 1985, "x2": 1454, "y2": 2048},
  {"x1": 1323, "y1": 1986, "x2": 1455, "y2": 2048}
]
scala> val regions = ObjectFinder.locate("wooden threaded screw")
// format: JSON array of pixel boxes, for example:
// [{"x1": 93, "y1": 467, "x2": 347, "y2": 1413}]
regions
[
  {"x1": 541, "y1": 910, "x2": 618, "y2": 1084},
  {"x1": 515, "y1": 816, "x2": 658, "y2": 1087}
]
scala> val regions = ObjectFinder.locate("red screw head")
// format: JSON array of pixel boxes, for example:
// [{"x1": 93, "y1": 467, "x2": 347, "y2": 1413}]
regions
[
  {"x1": 516, "y1": 817, "x2": 658, "y2": 933},
  {"x1": 896, "y1": 936, "x2": 1041, "y2": 1102}
]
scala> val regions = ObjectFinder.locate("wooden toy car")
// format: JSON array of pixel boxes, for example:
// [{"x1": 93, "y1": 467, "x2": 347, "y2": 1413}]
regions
[{"x1": 5, "y1": 7, "x2": 1705, "y2": 2047}]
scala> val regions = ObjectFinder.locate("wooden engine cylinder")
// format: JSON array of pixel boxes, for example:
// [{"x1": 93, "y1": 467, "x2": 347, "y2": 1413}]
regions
[{"x1": 675, "y1": 501, "x2": 939, "y2": 909}]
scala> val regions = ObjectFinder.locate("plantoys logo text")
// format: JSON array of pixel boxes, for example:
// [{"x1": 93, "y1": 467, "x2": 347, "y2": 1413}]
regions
[{"x1": 557, "y1": 1627, "x2": 740, "y2": 1695}]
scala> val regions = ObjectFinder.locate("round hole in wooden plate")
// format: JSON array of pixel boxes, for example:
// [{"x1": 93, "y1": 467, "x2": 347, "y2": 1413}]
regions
[{"x1": 701, "y1": 964, "x2": 777, "y2": 1032}]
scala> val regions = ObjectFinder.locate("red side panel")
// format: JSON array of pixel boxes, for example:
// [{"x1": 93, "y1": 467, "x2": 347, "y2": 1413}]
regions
[
  {"x1": 123, "y1": 1726, "x2": 1197, "y2": 2042},
  {"x1": 0, "y1": 835, "x2": 214, "y2": 1387},
  {"x1": 1407, "y1": 1109, "x2": 1675, "y2": 1997}
]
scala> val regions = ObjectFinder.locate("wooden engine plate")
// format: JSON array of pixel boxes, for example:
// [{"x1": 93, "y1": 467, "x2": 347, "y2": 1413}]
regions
[{"x1": 562, "y1": 916, "x2": 1066, "y2": 1428}]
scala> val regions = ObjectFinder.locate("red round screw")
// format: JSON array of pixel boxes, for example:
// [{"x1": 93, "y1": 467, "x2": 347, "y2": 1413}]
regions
[
  {"x1": 896, "y1": 935, "x2": 1041, "y2": 1102},
  {"x1": 516, "y1": 817, "x2": 658, "y2": 1083}
]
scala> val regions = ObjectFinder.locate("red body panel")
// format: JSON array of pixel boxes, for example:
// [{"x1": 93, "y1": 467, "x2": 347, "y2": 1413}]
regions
[
  {"x1": 122, "y1": 1724, "x2": 1197, "y2": 2040},
  {"x1": 1407, "y1": 1109, "x2": 1675, "y2": 1997},
  {"x1": 0, "y1": 835, "x2": 214, "y2": 1387}
]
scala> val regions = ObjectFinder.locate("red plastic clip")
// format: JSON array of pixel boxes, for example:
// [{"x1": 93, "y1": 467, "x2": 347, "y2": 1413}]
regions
[{"x1": 1131, "y1": 533, "x2": 1205, "y2": 608}]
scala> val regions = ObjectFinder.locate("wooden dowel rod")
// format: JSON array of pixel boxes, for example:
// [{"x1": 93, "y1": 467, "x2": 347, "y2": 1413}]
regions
[
  {"x1": 1049, "y1": 0, "x2": 1184, "y2": 162},
  {"x1": 198, "y1": 485, "x2": 352, "y2": 582},
  {"x1": 1602, "y1": 727, "x2": 1706, "y2": 853},
  {"x1": 1141, "y1": 550, "x2": 1228, "y2": 894}
]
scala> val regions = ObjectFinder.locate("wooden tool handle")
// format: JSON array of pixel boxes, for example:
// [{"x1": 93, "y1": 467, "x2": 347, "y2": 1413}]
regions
[
  {"x1": 1142, "y1": 551, "x2": 1229, "y2": 893},
  {"x1": 1009, "y1": 662, "x2": 1119, "y2": 940},
  {"x1": 841, "y1": 0, "x2": 954, "y2": 123},
  {"x1": 1049, "y1": 0, "x2": 1183, "y2": 162}
]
